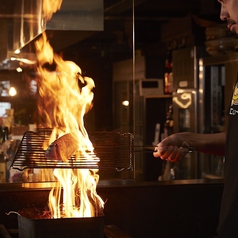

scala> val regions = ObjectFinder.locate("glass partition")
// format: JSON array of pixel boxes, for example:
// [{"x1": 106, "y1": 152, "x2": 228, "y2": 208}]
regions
[{"x1": 0, "y1": 0, "x2": 224, "y2": 184}]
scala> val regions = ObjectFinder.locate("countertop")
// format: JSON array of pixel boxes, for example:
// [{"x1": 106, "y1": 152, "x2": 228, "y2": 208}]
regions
[{"x1": 0, "y1": 178, "x2": 224, "y2": 191}]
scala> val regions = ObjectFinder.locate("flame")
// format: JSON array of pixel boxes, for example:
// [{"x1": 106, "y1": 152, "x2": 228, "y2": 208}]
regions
[
  {"x1": 35, "y1": 33, "x2": 104, "y2": 218},
  {"x1": 43, "y1": 0, "x2": 63, "y2": 21}
]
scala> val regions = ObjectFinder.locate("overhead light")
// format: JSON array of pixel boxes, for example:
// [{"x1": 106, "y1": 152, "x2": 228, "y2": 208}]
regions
[{"x1": 9, "y1": 87, "x2": 17, "y2": 97}]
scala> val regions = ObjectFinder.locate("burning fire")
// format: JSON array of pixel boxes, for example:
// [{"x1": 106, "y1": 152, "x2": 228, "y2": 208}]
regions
[
  {"x1": 42, "y1": 0, "x2": 63, "y2": 21},
  {"x1": 34, "y1": 33, "x2": 104, "y2": 218}
]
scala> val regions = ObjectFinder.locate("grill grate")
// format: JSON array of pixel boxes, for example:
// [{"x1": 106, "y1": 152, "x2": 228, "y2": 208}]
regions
[
  {"x1": 10, "y1": 129, "x2": 134, "y2": 179},
  {"x1": 89, "y1": 131, "x2": 134, "y2": 179},
  {"x1": 10, "y1": 128, "x2": 99, "y2": 171}
]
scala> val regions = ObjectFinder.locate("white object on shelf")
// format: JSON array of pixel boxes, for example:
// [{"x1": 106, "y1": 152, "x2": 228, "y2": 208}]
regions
[{"x1": 152, "y1": 123, "x2": 160, "y2": 146}]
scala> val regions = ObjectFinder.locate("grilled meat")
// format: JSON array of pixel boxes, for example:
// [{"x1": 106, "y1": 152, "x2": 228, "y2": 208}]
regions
[{"x1": 45, "y1": 133, "x2": 78, "y2": 162}]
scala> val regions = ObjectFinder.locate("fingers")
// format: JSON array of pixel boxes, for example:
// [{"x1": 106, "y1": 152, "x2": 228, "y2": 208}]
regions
[
  {"x1": 169, "y1": 146, "x2": 185, "y2": 162},
  {"x1": 153, "y1": 146, "x2": 186, "y2": 162},
  {"x1": 153, "y1": 133, "x2": 192, "y2": 162}
]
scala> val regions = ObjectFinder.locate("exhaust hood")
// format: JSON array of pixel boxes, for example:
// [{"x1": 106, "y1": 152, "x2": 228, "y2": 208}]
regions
[{"x1": 0, "y1": 0, "x2": 103, "y2": 68}]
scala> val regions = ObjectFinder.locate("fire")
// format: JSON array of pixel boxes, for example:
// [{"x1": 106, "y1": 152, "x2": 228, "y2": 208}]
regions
[
  {"x1": 34, "y1": 33, "x2": 104, "y2": 218},
  {"x1": 42, "y1": 0, "x2": 63, "y2": 21}
]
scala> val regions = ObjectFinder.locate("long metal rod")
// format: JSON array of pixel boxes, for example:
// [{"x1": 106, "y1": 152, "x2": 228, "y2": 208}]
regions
[
  {"x1": 132, "y1": 0, "x2": 136, "y2": 179},
  {"x1": 132, "y1": 0, "x2": 135, "y2": 136}
]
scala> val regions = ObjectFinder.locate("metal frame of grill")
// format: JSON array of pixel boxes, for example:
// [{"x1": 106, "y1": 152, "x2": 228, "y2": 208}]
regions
[
  {"x1": 10, "y1": 129, "x2": 134, "y2": 179},
  {"x1": 89, "y1": 131, "x2": 134, "y2": 179},
  {"x1": 10, "y1": 128, "x2": 99, "y2": 171}
]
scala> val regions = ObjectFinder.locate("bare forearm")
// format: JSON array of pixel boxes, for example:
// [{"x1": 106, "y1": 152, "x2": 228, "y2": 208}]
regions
[
  {"x1": 153, "y1": 132, "x2": 226, "y2": 161},
  {"x1": 182, "y1": 132, "x2": 226, "y2": 156}
]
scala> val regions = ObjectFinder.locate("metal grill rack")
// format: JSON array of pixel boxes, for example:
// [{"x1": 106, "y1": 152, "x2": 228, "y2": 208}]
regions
[
  {"x1": 10, "y1": 128, "x2": 99, "y2": 171},
  {"x1": 89, "y1": 131, "x2": 134, "y2": 179},
  {"x1": 10, "y1": 129, "x2": 134, "y2": 179}
]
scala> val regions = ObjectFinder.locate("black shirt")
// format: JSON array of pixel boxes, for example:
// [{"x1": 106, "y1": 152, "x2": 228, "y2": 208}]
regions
[{"x1": 217, "y1": 79, "x2": 238, "y2": 237}]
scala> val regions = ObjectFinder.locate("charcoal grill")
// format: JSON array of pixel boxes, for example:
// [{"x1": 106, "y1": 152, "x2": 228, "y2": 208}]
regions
[
  {"x1": 10, "y1": 128, "x2": 134, "y2": 180},
  {"x1": 18, "y1": 213, "x2": 104, "y2": 238},
  {"x1": 0, "y1": 223, "x2": 132, "y2": 238}
]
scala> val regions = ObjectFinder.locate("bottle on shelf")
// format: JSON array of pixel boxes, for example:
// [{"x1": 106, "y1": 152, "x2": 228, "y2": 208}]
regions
[
  {"x1": 164, "y1": 49, "x2": 173, "y2": 94},
  {"x1": 163, "y1": 104, "x2": 174, "y2": 138}
]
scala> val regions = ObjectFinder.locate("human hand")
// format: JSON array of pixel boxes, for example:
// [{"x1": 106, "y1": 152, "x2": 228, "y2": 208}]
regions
[{"x1": 153, "y1": 133, "x2": 194, "y2": 162}]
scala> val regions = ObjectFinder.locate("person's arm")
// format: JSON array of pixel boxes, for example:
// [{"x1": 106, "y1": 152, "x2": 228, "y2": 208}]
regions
[{"x1": 153, "y1": 132, "x2": 226, "y2": 162}]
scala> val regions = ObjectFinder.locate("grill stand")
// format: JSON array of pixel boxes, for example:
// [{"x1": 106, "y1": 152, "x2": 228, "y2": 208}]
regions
[{"x1": 0, "y1": 223, "x2": 132, "y2": 238}]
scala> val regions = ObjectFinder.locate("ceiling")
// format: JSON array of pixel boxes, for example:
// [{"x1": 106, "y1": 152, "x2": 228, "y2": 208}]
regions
[
  {"x1": 0, "y1": 0, "x2": 222, "y2": 68},
  {"x1": 62, "y1": 0, "x2": 222, "y2": 62}
]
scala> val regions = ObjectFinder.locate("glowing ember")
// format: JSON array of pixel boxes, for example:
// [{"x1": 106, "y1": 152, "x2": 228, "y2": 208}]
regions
[{"x1": 34, "y1": 32, "x2": 104, "y2": 218}]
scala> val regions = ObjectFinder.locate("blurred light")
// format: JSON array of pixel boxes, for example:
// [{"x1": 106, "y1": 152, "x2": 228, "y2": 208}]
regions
[
  {"x1": 199, "y1": 59, "x2": 204, "y2": 80},
  {"x1": 16, "y1": 67, "x2": 22, "y2": 72},
  {"x1": 14, "y1": 49, "x2": 20, "y2": 54},
  {"x1": 29, "y1": 79, "x2": 37, "y2": 95},
  {"x1": 9, "y1": 87, "x2": 17, "y2": 96},
  {"x1": 11, "y1": 57, "x2": 35, "y2": 65},
  {"x1": 122, "y1": 100, "x2": 129, "y2": 107}
]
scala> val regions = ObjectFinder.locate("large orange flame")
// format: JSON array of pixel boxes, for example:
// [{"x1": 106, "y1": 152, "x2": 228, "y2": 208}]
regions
[{"x1": 35, "y1": 33, "x2": 104, "y2": 218}]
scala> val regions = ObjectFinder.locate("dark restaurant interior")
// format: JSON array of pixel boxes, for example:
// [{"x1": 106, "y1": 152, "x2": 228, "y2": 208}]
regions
[{"x1": 0, "y1": 0, "x2": 234, "y2": 237}]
